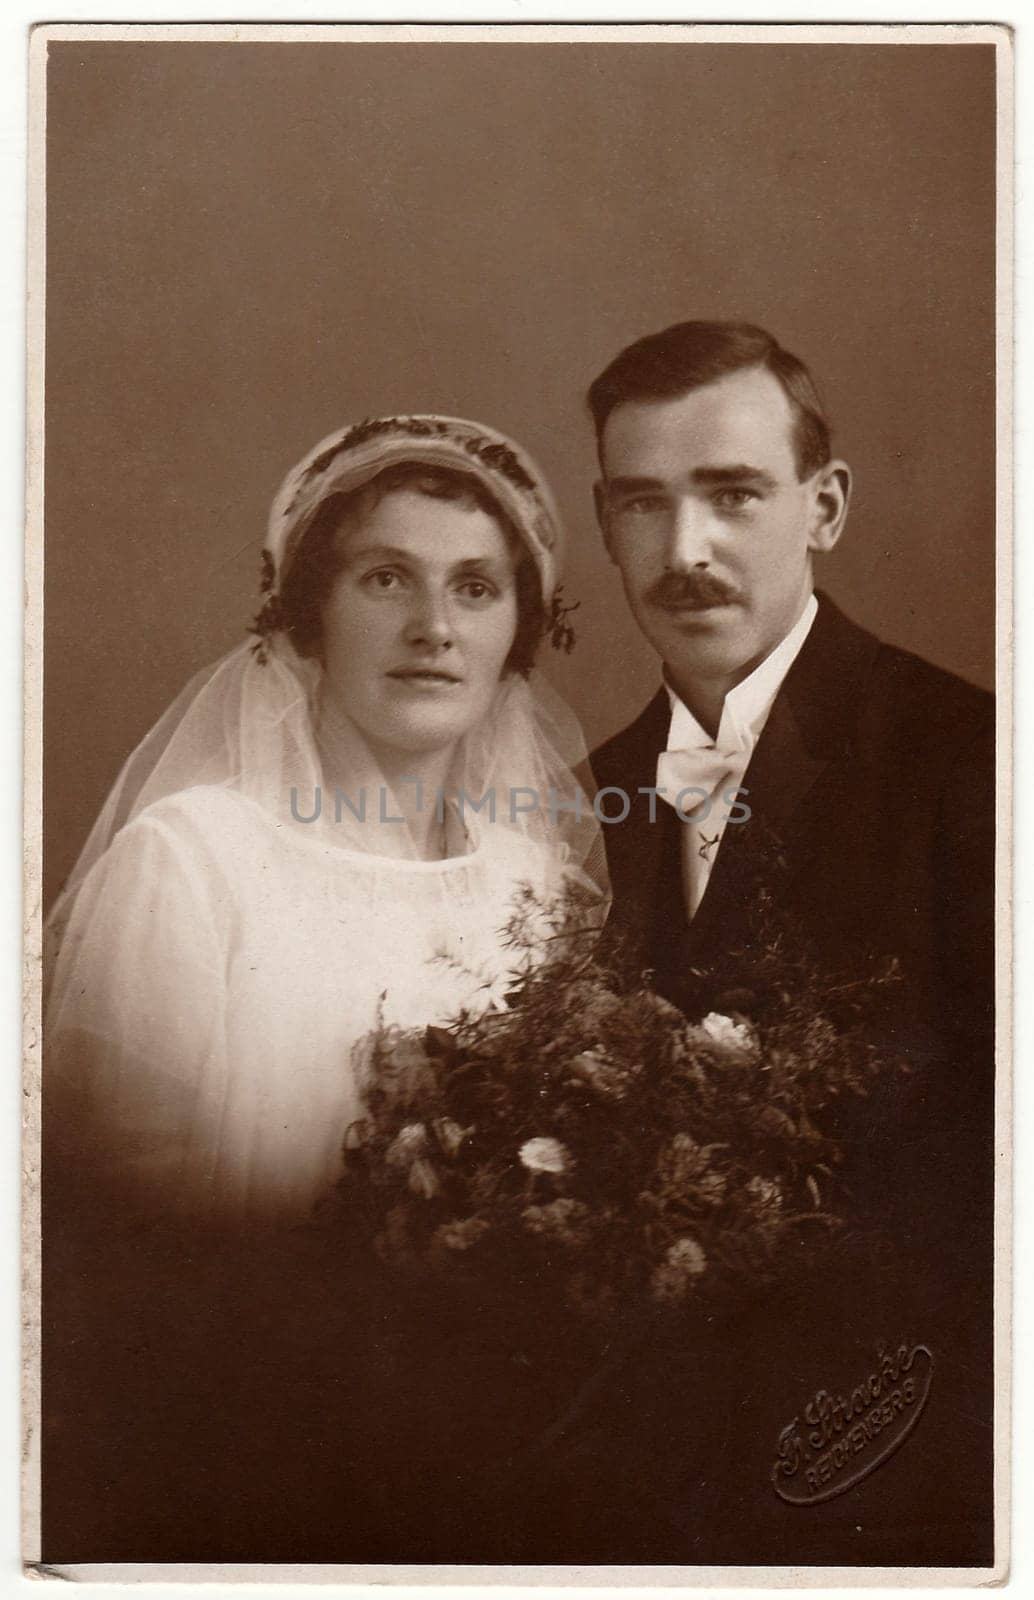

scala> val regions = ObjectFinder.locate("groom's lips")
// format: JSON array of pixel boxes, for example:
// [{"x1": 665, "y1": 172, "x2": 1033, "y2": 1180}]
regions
[{"x1": 654, "y1": 596, "x2": 739, "y2": 617}]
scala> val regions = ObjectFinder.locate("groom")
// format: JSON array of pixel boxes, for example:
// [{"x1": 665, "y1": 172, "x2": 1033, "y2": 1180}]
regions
[{"x1": 586, "y1": 321, "x2": 995, "y2": 1565}]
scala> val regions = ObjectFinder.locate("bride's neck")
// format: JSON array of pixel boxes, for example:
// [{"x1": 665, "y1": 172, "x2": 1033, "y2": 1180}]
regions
[
  {"x1": 316, "y1": 696, "x2": 460, "y2": 860},
  {"x1": 376, "y1": 743, "x2": 460, "y2": 856}
]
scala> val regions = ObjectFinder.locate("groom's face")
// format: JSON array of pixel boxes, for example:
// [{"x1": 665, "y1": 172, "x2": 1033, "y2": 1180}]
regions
[{"x1": 595, "y1": 366, "x2": 842, "y2": 697}]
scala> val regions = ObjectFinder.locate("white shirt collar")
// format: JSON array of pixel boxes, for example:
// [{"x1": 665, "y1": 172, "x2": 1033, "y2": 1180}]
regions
[{"x1": 665, "y1": 593, "x2": 818, "y2": 756}]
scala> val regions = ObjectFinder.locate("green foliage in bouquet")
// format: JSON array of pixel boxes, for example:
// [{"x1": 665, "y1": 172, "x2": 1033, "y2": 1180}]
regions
[{"x1": 338, "y1": 882, "x2": 904, "y2": 1326}]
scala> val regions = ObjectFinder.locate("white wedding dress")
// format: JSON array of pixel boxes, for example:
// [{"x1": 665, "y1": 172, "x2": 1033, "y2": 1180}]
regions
[
  {"x1": 45, "y1": 780, "x2": 567, "y2": 1225},
  {"x1": 43, "y1": 411, "x2": 605, "y2": 1231}
]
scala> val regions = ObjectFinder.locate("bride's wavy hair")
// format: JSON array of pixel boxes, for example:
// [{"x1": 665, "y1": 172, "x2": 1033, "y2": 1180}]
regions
[{"x1": 280, "y1": 463, "x2": 545, "y2": 677}]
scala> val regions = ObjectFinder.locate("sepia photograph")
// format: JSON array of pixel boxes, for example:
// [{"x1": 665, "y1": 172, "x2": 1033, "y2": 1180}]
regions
[{"x1": 24, "y1": 21, "x2": 1009, "y2": 1583}]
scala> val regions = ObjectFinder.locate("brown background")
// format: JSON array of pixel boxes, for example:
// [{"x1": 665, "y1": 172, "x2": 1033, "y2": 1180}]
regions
[{"x1": 43, "y1": 38, "x2": 997, "y2": 911}]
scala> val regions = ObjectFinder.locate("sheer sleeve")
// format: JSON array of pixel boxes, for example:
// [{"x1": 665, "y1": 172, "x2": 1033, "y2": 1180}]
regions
[{"x1": 44, "y1": 800, "x2": 235, "y2": 1221}]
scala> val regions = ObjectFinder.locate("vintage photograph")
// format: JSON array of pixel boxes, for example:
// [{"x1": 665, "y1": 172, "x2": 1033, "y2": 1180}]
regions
[{"x1": 26, "y1": 23, "x2": 1008, "y2": 1581}]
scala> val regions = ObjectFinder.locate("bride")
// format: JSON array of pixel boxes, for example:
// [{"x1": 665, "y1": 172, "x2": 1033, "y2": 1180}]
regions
[{"x1": 44, "y1": 415, "x2": 607, "y2": 1230}]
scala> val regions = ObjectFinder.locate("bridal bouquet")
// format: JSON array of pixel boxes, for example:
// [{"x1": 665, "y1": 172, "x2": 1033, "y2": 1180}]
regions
[{"x1": 337, "y1": 883, "x2": 904, "y2": 1326}]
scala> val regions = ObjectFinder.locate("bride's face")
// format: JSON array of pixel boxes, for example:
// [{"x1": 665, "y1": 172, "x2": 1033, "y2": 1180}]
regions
[{"x1": 320, "y1": 487, "x2": 520, "y2": 760}]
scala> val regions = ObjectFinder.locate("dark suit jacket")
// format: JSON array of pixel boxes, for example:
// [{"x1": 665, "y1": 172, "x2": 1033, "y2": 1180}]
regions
[
  {"x1": 582, "y1": 592, "x2": 997, "y2": 1567},
  {"x1": 592, "y1": 592, "x2": 993, "y2": 1049}
]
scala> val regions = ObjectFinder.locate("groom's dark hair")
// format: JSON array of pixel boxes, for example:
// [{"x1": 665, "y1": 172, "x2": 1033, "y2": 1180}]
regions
[{"x1": 587, "y1": 320, "x2": 832, "y2": 481}]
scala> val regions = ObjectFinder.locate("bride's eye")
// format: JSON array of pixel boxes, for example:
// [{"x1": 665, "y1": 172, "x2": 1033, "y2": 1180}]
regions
[
  {"x1": 363, "y1": 568, "x2": 404, "y2": 592},
  {"x1": 456, "y1": 578, "x2": 497, "y2": 602}
]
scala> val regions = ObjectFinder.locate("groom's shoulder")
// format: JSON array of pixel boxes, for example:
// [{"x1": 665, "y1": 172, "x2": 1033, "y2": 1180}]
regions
[
  {"x1": 589, "y1": 599, "x2": 993, "y2": 780},
  {"x1": 872, "y1": 641, "x2": 992, "y2": 724},
  {"x1": 822, "y1": 600, "x2": 993, "y2": 748}
]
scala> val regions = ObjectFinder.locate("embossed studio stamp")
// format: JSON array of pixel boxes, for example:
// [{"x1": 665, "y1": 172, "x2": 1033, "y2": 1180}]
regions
[{"x1": 771, "y1": 1343, "x2": 933, "y2": 1505}]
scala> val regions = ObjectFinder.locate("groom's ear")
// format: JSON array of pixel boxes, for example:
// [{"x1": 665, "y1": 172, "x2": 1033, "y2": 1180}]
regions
[
  {"x1": 806, "y1": 459, "x2": 852, "y2": 555},
  {"x1": 593, "y1": 480, "x2": 615, "y2": 559}
]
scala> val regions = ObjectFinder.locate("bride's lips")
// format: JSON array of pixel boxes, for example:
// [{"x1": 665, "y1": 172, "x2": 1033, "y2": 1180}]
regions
[{"x1": 386, "y1": 666, "x2": 464, "y2": 689}]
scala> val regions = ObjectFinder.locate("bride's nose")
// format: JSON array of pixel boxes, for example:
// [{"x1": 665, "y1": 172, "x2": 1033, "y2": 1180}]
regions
[{"x1": 404, "y1": 585, "x2": 454, "y2": 650}]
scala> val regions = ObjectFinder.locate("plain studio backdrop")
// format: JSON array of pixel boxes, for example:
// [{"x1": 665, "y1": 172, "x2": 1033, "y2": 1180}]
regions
[{"x1": 42, "y1": 37, "x2": 997, "y2": 912}]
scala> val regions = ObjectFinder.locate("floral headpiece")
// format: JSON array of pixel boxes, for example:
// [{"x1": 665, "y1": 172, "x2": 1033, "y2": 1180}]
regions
[{"x1": 250, "y1": 415, "x2": 577, "y2": 660}]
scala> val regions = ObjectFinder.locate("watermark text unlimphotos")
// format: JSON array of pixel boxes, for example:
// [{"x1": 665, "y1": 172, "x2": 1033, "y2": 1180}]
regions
[{"x1": 289, "y1": 783, "x2": 752, "y2": 827}]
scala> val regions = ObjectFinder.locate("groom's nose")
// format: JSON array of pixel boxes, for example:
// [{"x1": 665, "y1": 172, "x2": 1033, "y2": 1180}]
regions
[{"x1": 665, "y1": 496, "x2": 714, "y2": 572}]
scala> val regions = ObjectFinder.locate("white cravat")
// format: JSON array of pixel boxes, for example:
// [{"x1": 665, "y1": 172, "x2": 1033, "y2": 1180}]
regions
[{"x1": 657, "y1": 594, "x2": 818, "y2": 920}]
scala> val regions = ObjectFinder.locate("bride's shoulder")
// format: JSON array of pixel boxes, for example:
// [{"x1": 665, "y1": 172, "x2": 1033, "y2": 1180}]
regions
[
  {"x1": 476, "y1": 824, "x2": 579, "y2": 899},
  {"x1": 52, "y1": 787, "x2": 259, "y2": 948},
  {"x1": 477, "y1": 821, "x2": 552, "y2": 869},
  {"x1": 116, "y1": 785, "x2": 269, "y2": 863},
  {"x1": 474, "y1": 825, "x2": 609, "y2": 932}
]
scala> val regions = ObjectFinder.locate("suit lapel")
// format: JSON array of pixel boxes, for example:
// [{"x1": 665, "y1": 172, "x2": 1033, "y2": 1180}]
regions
[
  {"x1": 732, "y1": 691, "x2": 831, "y2": 835},
  {"x1": 684, "y1": 694, "x2": 825, "y2": 949},
  {"x1": 671, "y1": 593, "x2": 883, "y2": 957}
]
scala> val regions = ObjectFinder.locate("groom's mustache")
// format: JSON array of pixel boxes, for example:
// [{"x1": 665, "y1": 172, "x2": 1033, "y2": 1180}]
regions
[{"x1": 645, "y1": 571, "x2": 740, "y2": 610}]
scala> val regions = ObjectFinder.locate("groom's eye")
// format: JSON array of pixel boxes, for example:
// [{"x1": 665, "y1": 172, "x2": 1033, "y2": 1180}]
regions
[
  {"x1": 616, "y1": 494, "x2": 665, "y2": 515},
  {"x1": 713, "y1": 488, "x2": 759, "y2": 511}
]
